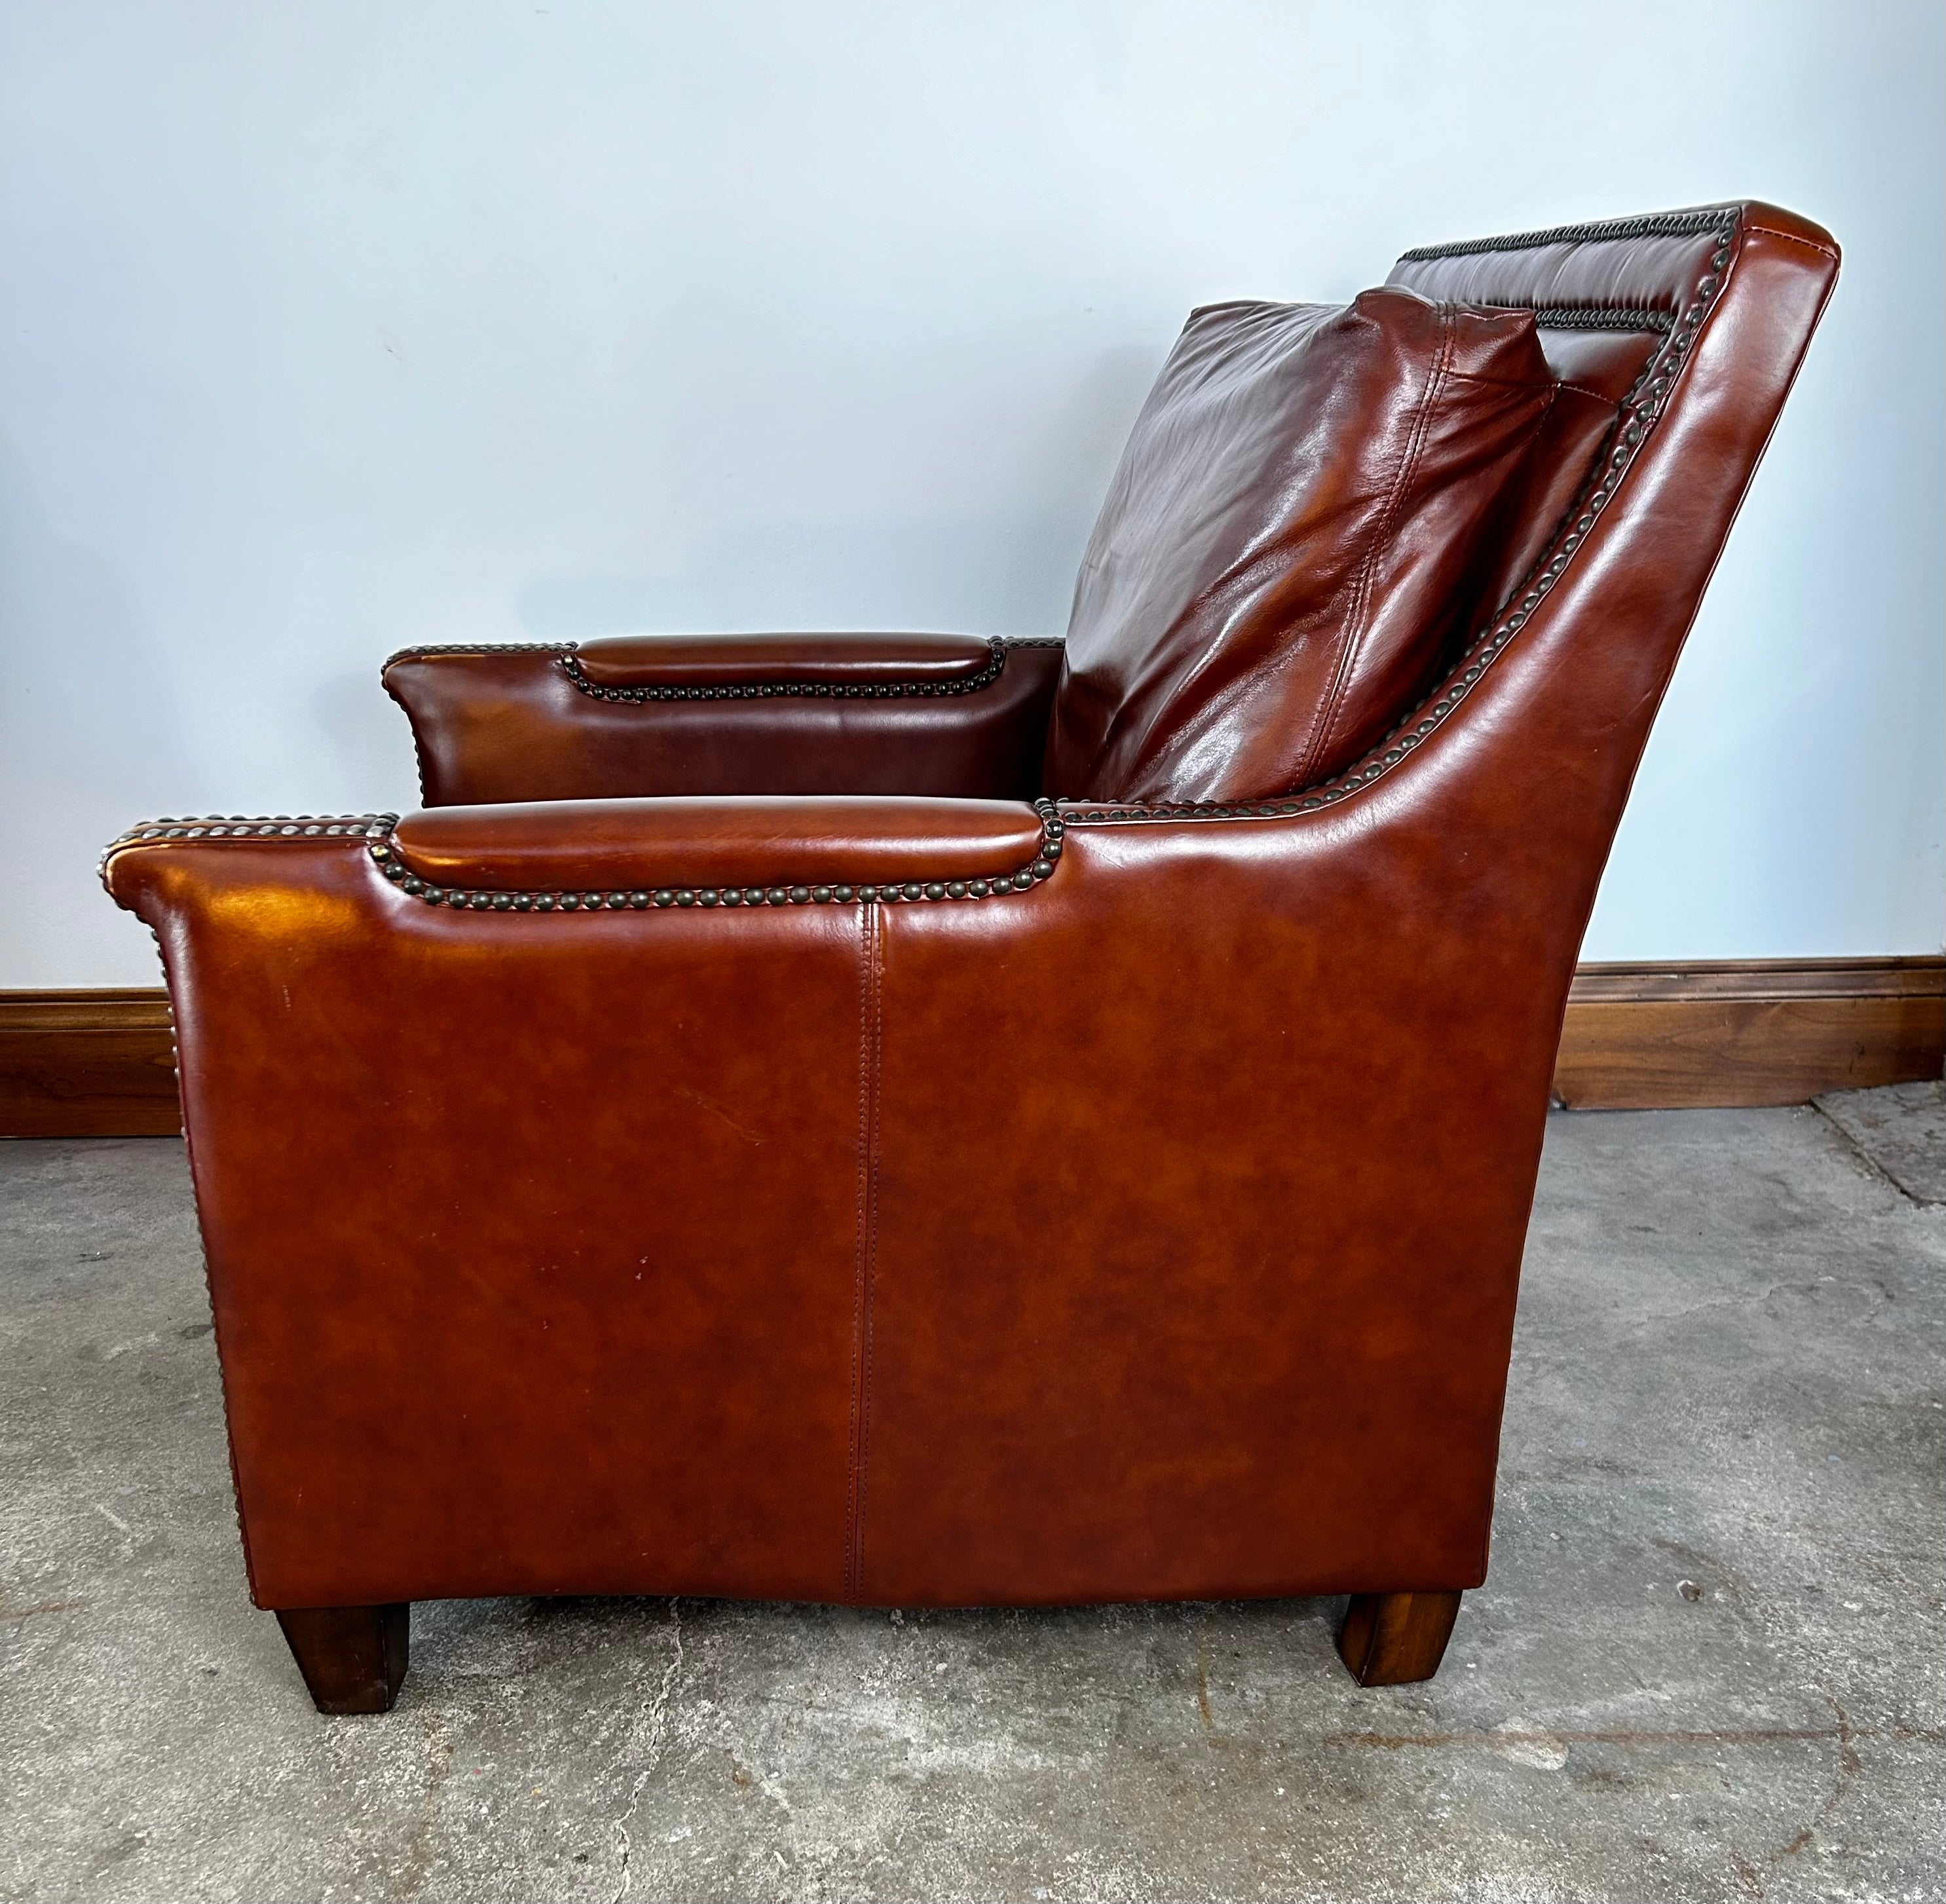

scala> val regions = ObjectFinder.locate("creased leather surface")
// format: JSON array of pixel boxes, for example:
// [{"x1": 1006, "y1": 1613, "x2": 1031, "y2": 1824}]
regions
[
  {"x1": 104, "y1": 202, "x2": 1837, "y2": 1613},
  {"x1": 1043, "y1": 289, "x2": 1556, "y2": 803},
  {"x1": 392, "y1": 796, "x2": 1045, "y2": 890},
  {"x1": 384, "y1": 639, "x2": 1062, "y2": 806}
]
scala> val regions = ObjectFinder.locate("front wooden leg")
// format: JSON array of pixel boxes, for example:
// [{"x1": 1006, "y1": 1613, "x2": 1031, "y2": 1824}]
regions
[
  {"x1": 1336, "y1": 1590, "x2": 1462, "y2": 1686},
  {"x1": 274, "y1": 1603, "x2": 410, "y2": 1713}
]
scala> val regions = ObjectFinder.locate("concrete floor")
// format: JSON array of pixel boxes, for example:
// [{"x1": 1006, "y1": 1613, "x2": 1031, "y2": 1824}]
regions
[{"x1": 3, "y1": 1094, "x2": 1942, "y2": 1903}]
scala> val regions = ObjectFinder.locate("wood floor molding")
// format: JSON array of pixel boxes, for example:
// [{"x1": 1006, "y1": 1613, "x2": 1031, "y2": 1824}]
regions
[
  {"x1": 0, "y1": 990, "x2": 181, "y2": 1138},
  {"x1": 4, "y1": 957, "x2": 1943, "y2": 1136},
  {"x1": 1555, "y1": 956, "x2": 1945, "y2": 1110}
]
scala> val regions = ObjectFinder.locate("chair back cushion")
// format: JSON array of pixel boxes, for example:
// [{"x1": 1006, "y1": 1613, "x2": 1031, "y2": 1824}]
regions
[{"x1": 1043, "y1": 288, "x2": 1558, "y2": 803}]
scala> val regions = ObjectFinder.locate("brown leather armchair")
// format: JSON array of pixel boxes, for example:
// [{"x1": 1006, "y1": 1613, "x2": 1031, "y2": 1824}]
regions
[{"x1": 103, "y1": 203, "x2": 1837, "y2": 1713}]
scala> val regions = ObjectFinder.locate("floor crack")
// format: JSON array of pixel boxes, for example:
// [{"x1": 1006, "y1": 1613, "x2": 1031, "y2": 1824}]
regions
[
  {"x1": 1810, "y1": 1100, "x2": 1926, "y2": 1206},
  {"x1": 610, "y1": 1598, "x2": 685, "y2": 1904}
]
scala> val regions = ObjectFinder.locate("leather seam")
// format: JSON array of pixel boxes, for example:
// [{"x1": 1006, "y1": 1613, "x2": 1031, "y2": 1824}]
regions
[
  {"x1": 844, "y1": 902, "x2": 874, "y2": 1601},
  {"x1": 1742, "y1": 224, "x2": 1840, "y2": 261},
  {"x1": 142, "y1": 924, "x2": 263, "y2": 1605},
  {"x1": 853, "y1": 905, "x2": 885, "y2": 1603},
  {"x1": 1297, "y1": 305, "x2": 1454, "y2": 786},
  {"x1": 1552, "y1": 380, "x2": 1624, "y2": 407}
]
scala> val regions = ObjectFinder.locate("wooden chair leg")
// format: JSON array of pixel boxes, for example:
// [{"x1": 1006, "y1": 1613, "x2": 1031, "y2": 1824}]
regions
[
  {"x1": 1336, "y1": 1590, "x2": 1462, "y2": 1687},
  {"x1": 274, "y1": 1603, "x2": 410, "y2": 1713}
]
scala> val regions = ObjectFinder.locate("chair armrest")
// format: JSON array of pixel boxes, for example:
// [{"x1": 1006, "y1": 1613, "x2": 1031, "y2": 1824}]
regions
[
  {"x1": 381, "y1": 633, "x2": 1064, "y2": 808},
  {"x1": 387, "y1": 795, "x2": 1053, "y2": 901}
]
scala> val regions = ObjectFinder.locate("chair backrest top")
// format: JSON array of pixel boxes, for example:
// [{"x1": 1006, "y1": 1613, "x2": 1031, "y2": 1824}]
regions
[{"x1": 1043, "y1": 202, "x2": 1837, "y2": 811}]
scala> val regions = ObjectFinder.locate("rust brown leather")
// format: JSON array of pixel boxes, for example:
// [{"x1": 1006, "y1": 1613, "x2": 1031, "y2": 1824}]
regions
[
  {"x1": 104, "y1": 204, "x2": 1837, "y2": 1622},
  {"x1": 392, "y1": 796, "x2": 1047, "y2": 893},
  {"x1": 383, "y1": 635, "x2": 1062, "y2": 807},
  {"x1": 1043, "y1": 289, "x2": 1556, "y2": 803},
  {"x1": 574, "y1": 631, "x2": 998, "y2": 690}
]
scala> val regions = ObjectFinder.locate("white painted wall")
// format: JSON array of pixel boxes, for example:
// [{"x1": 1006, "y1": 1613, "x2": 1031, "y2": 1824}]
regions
[{"x1": 2, "y1": 0, "x2": 1939, "y2": 984}]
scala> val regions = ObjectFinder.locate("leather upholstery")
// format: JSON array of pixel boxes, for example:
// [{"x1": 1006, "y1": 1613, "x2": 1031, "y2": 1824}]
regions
[
  {"x1": 103, "y1": 204, "x2": 1838, "y2": 1618},
  {"x1": 383, "y1": 635, "x2": 1062, "y2": 807},
  {"x1": 1042, "y1": 289, "x2": 1556, "y2": 802},
  {"x1": 392, "y1": 795, "x2": 1047, "y2": 892},
  {"x1": 574, "y1": 630, "x2": 998, "y2": 690}
]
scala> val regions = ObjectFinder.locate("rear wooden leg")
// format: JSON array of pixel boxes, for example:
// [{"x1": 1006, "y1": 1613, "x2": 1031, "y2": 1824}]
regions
[
  {"x1": 274, "y1": 1603, "x2": 409, "y2": 1713},
  {"x1": 1336, "y1": 1590, "x2": 1462, "y2": 1686}
]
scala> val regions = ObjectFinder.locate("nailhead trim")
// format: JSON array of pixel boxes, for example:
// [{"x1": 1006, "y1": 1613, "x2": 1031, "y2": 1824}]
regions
[
  {"x1": 560, "y1": 638, "x2": 1020, "y2": 704},
  {"x1": 1503, "y1": 305, "x2": 1675, "y2": 334},
  {"x1": 1398, "y1": 206, "x2": 1738, "y2": 263},
  {"x1": 360, "y1": 798, "x2": 1064, "y2": 910},
  {"x1": 1061, "y1": 212, "x2": 1740, "y2": 831},
  {"x1": 98, "y1": 813, "x2": 400, "y2": 883},
  {"x1": 103, "y1": 812, "x2": 397, "y2": 849},
  {"x1": 100, "y1": 806, "x2": 1067, "y2": 910}
]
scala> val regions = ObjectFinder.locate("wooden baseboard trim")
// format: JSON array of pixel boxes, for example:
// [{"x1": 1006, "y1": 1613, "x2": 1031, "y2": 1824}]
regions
[
  {"x1": 1555, "y1": 957, "x2": 1945, "y2": 1110},
  {"x1": 0, "y1": 990, "x2": 181, "y2": 1138},
  {"x1": 4, "y1": 958, "x2": 1942, "y2": 1136}
]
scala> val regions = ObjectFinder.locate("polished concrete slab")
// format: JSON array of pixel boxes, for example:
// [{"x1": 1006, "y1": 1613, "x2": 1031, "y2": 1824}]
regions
[{"x1": 3, "y1": 1096, "x2": 1942, "y2": 1903}]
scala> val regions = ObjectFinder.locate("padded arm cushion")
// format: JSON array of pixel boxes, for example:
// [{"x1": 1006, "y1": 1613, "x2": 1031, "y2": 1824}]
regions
[
  {"x1": 573, "y1": 631, "x2": 998, "y2": 690},
  {"x1": 390, "y1": 795, "x2": 1050, "y2": 893},
  {"x1": 382, "y1": 636, "x2": 1064, "y2": 808}
]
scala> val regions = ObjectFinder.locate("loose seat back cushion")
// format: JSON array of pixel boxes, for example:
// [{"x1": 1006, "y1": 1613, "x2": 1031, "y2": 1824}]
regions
[{"x1": 1043, "y1": 288, "x2": 1558, "y2": 804}]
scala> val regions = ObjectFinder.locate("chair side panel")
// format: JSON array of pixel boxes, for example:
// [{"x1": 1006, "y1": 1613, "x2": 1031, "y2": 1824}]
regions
[
  {"x1": 113, "y1": 838, "x2": 868, "y2": 1608},
  {"x1": 855, "y1": 210, "x2": 1841, "y2": 1604}
]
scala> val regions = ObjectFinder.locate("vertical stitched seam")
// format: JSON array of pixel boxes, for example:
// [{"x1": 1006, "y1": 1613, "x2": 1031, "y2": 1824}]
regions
[
  {"x1": 151, "y1": 923, "x2": 263, "y2": 1605},
  {"x1": 844, "y1": 901, "x2": 874, "y2": 1599},
  {"x1": 853, "y1": 907, "x2": 885, "y2": 1601},
  {"x1": 1292, "y1": 309, "x2": 1455, "y2": 787}
]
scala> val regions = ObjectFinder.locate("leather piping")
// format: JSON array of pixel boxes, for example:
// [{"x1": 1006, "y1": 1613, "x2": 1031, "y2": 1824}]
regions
[{"x1": 1397, "y1": 205, "x2": 1737, "y2": 261}]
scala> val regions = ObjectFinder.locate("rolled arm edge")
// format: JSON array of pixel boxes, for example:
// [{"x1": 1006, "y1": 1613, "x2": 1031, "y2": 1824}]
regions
[{"x1": 99, "y1": 797, "x2": 1068, "y2": 920}]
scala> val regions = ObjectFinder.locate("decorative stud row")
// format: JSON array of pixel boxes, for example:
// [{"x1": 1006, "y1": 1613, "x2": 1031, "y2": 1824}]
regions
[
  {"x1": 1398, "y1": 206, "x2": 1739, "y2": 263},
  {"x1": 559, "y1": 641, "x2": 1017, "y2": 705},
  {"x1": 361, "y1": 799, "x2": 1066, "y2": 911},
  {"x1": 1060, "y1": 213, "x2": 1740, "y2": 829},
  {"x1": 101, "y1": 804, "x2": 1068, "y2": 913},
  {"x1": 107, "y1": 813, "x2": 398, "y2": 846},
  {"x1": 1520, "y1": 305, "x2": 1675, "y2": 334}
]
